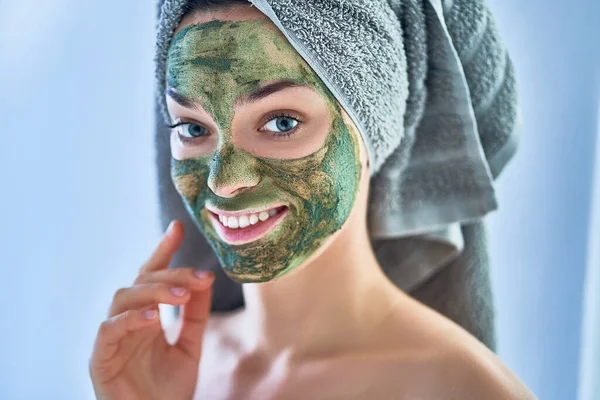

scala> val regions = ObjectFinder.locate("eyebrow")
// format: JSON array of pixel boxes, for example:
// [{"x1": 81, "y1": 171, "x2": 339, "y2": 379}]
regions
[
  {"x1": 165, "y1": 87, "x2": 199, "y2": 110},
  {"x1": 165, "y1": 80, "x2": 310, "y2": 110},
  {"x1": 240, "y1": 80, "x2": 308, "y2": 105}
]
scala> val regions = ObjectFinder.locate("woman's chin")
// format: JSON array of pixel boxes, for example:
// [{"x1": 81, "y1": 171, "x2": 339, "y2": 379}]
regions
[
  {"x1": 216, "y1": 250, "x2": 311, "y2": 283},
  {"x1": 221, "y1": 262, "x2": 300, "y2": 283},
  {"x1": 221, "y1": 230, "x2": 342, "y2": 284},
  {"x1": 223, "y1": 269, "x2": 276, "y2": 283}
]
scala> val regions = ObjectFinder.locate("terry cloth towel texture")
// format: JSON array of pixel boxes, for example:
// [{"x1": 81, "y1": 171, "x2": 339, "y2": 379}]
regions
[{"x1": 154, "y1": 0, "x2": 519, "y2": 350}]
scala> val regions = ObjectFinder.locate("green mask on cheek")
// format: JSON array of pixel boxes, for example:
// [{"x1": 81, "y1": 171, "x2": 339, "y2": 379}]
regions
[{"x1": 167, "y1": 20, "x2": 362, "y2": 283}]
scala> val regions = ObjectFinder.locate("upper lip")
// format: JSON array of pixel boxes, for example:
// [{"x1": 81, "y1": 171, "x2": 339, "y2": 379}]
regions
[{"x1": 205, "y1": 203, "x2": 287, "y2": 218}]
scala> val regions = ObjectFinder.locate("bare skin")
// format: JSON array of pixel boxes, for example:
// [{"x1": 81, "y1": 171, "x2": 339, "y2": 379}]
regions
[
  {"x1": 90, "y1": 4, "x2": 536, "y2": 400},
  {"x1": 167, "y1": 7, "x2": 533, "y2": 399},
  {"x1": 89, "y1": 220, "x2": 215, "y2": 400}
]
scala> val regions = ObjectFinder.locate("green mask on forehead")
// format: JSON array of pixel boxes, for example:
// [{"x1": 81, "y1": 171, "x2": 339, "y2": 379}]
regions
[{"x1": 167, "y1": 19, "x2": 362, "y2": 283}]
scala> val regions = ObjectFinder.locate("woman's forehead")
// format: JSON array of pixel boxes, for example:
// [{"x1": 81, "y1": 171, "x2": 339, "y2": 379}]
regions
[
  {"x1": 175, "y1": 4, "x2": 268, "y2": 36},
  {"x1": 169, "y1": 19, "x2": 297, "y2": 66},
  {"x1": 166, "y1": 19, "x2": 326, "y2": 117}
]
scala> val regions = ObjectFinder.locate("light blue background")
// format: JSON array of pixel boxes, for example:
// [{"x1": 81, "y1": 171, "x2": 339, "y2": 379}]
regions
[
  {"x1": 485, "y1": 1, "x2": 599, "y2": 399},
  {"x1": 0, "y1": 1, "x2": 598, "y2": 399}
]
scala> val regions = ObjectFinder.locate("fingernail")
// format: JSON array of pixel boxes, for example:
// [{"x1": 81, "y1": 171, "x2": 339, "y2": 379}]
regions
[
  {"x1": 194, "y1": 270, "x2": 213, "y2": 279},
  {"x1": 143, "y1": 310, "x2": 157, "y2": 320},
  {"x1": 170, "y1": 287, "x2": 187, "y2": 296},
  {"x1": 165, "y1": 220, "x2": 176, "y2": 237}
]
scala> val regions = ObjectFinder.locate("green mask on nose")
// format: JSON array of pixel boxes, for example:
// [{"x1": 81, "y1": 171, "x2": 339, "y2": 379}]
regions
[{"x1": 167, "y1": 19, "x2": 361, "y2": 283}]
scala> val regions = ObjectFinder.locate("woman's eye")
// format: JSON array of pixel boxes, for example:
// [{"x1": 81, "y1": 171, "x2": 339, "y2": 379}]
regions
[
  {"x1": 262, "y1": 116, "x2": 299, "y2": 133},
  {"x1": 179, "y1": 123, "x2": 208, "y2": 138}
]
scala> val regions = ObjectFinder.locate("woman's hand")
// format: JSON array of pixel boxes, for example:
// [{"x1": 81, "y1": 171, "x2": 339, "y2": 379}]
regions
[{"x1": 89, "y1": 220, "x2": 215, "y2": 400}]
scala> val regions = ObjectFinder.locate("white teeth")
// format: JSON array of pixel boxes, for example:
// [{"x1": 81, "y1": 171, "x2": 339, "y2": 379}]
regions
[
  {"x1": 217, "y1": 208, "x2": 282, "y2": 228},
  {"x1": 238, "y1": 215, "x2": 250, "y2": 228},
  {"x1": 227, "y1": 216, "x2": 239, "y2": 229},
  {"x1": 258, "y1": 211, "x2": 270, "y2": 222}
]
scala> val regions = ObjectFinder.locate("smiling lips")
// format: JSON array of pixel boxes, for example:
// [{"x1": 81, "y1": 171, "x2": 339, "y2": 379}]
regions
[{"x1": 207, "y1": 205, "x2": 289, "y2": 245}]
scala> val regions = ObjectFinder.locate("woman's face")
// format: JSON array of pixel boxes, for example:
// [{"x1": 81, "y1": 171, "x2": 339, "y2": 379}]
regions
[{"x1": 166, "y1": 9, "x2": 365, "y2": 283}]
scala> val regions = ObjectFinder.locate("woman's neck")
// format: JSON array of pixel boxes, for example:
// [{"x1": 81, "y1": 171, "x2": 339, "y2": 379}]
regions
[{"x1": 239, "y1": 217, "x2": 403, "y2": 362}]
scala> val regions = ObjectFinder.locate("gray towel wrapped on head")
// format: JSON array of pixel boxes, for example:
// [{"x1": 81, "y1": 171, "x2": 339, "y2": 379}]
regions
[{"x1": 154, "y1": 0, "x2": 519, "y2": 350}]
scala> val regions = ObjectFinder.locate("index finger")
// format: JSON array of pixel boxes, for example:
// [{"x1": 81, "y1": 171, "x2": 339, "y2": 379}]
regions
[
  {"x1": 139, "y1": 220, "x2": 184, "y2": 274},
  {"x1": 176, "y1": 276, "x2": 214, "y2": 359}
]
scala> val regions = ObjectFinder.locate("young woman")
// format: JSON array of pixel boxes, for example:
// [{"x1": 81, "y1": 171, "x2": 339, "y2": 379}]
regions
[{"x1": 89, "y1": 1, "x2": 535, "y2": 399}]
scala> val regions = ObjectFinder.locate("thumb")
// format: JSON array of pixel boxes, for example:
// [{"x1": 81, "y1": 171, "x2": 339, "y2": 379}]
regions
[{"x1": 176, "y1": 273, "x2": 214, "y2": 359}]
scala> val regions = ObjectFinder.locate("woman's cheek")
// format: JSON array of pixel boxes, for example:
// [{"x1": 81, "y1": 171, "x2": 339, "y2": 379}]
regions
[
  {"x1": 171, "y1": 158, "x2": 210, "y2": 204},
  {"x1": 169, "y1": 131, "x2": 186, "y2": 161},
  {"x1": 172, "y1": 174, "x2": 201, "y2": 201}
]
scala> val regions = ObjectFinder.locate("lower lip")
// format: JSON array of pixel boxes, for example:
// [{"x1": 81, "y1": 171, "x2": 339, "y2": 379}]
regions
[{"x1": 208, "y1": 207, "x2": 290, "y2": 245}]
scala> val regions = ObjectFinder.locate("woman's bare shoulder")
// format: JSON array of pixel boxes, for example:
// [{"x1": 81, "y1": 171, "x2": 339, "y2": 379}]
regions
[
  {"x1": 354, "y1": 331, "x2": 536, "y2": 399},
  {"x1": 371, "y1": 300, "x2": 537, "y2": 399},
  {"x1": 409, "y1": 345, "x2": 536, "y2": 399}
]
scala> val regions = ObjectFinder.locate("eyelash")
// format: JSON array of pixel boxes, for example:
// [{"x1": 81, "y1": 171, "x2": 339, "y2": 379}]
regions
[
  {"x1": 166, "y1": 120, "x2": 202, "y2": 145},
  {"x1": 165, "y1": 112, "x2": 302, "y2": 144},
  {"x1": 260, "y1": 112, "x2": 303, "y2": 138}
]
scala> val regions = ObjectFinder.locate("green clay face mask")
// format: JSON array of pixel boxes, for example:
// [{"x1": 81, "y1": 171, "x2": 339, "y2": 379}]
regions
[{"x1": 166, "y1": 19, "x2": 362, "y2": 283}]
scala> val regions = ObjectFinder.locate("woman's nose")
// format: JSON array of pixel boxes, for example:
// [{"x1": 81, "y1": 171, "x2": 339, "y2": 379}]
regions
[
  {"x1": 207, "y1": 145, "x2": 261, "y2": 198},
  {"x1": 208, "y1": 178, "x2": 259, "y2": 198}
]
